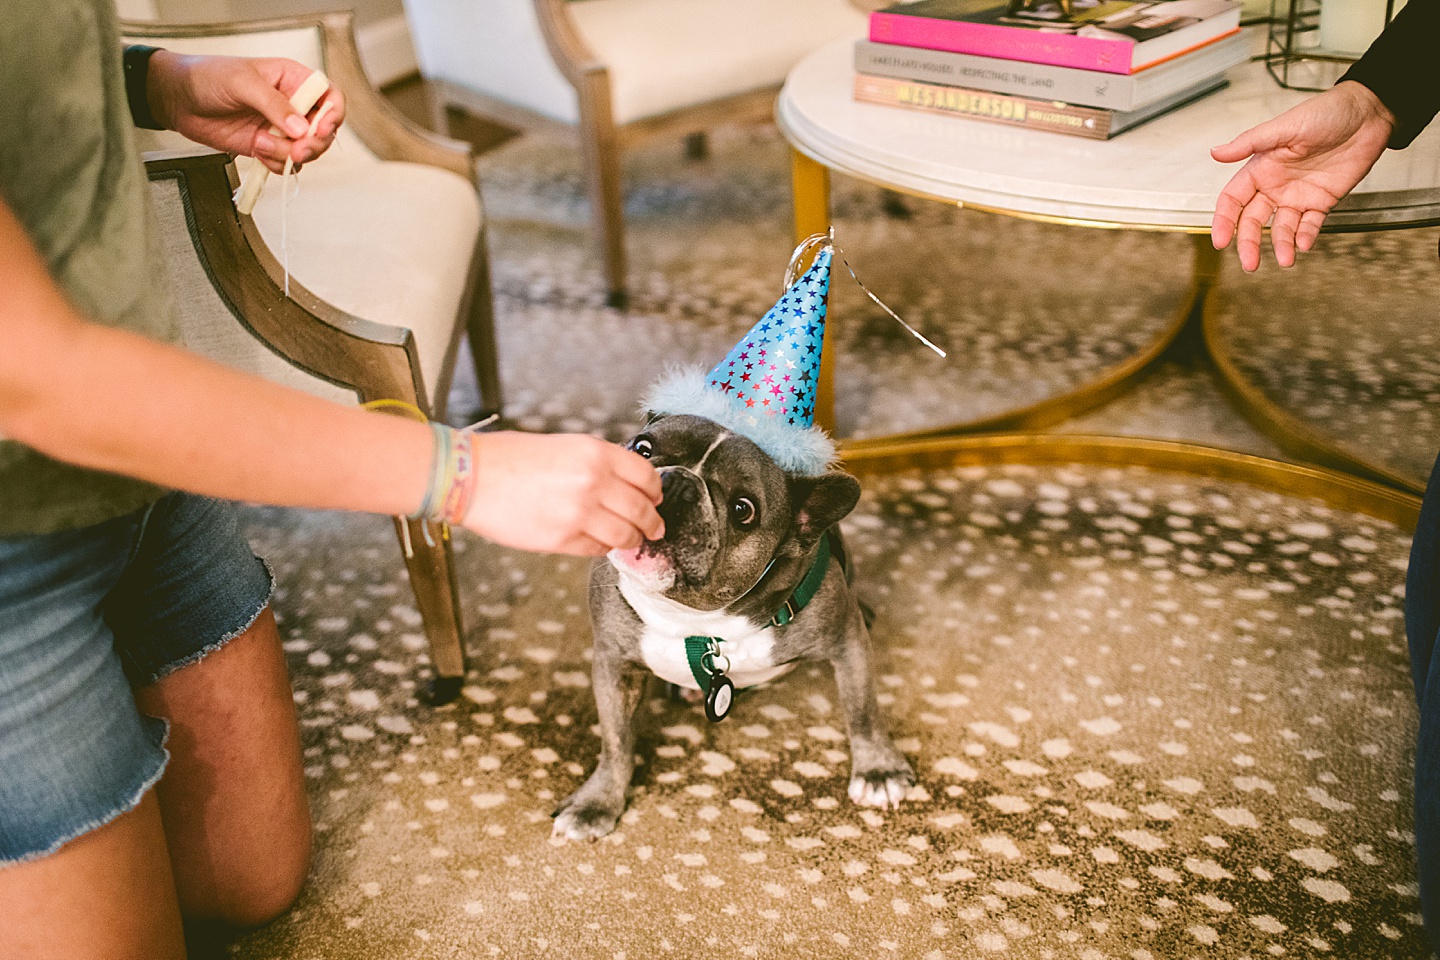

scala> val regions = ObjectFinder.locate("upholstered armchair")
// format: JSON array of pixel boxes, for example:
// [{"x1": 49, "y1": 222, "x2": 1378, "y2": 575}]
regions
[
  {"x1": 143, "y1": 148, "x2": 472, "y2": 704},
  {"x1": 122, "y1": 10, "x2": 503, "y2": 425},
  {"x1": 403, "y1": 0, "x2": 868, "y2": 305}
]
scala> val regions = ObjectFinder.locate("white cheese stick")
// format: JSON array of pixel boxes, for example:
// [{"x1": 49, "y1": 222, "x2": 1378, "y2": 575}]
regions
[{"x1": 234, "y1": 69, "x2": 331, "y2": 216}]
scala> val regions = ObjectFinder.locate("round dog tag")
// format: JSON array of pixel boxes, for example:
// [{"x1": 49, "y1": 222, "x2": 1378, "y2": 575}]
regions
[{"x1": 705, "y1": 674, "x2": 735, "y2": 722}]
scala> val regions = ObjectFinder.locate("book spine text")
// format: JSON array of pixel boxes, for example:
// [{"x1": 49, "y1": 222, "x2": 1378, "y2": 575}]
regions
[
  {"x1": 855, "y1": 41, "x2": 1136, "y2": 109},
  {"x1": 853, "y1": 73, "x2": 1112, "y2": 139}
]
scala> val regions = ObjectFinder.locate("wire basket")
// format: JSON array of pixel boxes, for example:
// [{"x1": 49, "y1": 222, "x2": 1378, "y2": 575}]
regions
[{"x1": 1265, "y1": 0, "x2": 1398, "y2": 90}]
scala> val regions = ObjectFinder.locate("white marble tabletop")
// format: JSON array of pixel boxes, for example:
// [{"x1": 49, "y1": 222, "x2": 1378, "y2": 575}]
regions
[{"x1": 778, "y1": 33, "x2": 1440, "y2": 230}]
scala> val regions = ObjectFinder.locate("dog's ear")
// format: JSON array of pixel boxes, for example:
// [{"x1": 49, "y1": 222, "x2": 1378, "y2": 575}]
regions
[{"x1": 787, "y1": 471, "x2": 861, "y2": 549}]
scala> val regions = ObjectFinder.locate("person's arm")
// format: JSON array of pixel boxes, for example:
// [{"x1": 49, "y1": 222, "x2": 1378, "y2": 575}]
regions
[
  {"x1": 0, "y1": 198, "x2": 662, "y2": 555},
  {"x1": 1338, "y1": 0, "x2": 1440, "y2": 149}
]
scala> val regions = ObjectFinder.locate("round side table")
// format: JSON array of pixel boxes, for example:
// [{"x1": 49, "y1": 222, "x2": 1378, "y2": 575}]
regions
[{"x1": 778, "y1": 34, "x2": 1440, "y2": 501}]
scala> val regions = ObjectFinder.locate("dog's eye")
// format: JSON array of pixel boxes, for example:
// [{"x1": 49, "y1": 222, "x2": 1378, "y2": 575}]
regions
[
  {"x1": 631, "y1": 438, "x2": 653, "y2": 459},
  {"x1": 731, "y1": 497, "x2": 757, "y2": 527}
]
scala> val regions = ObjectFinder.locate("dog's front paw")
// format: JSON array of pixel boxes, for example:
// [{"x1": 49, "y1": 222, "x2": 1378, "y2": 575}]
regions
[
  {"x1": 848, "y1": 760, "x2": 915, "y2": 811},
  {"x1": 552, "y1": 795, "x2": 625, "y2": 841}
]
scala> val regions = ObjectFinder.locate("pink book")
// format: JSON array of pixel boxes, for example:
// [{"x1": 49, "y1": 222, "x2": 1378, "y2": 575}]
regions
[{"x1": 869, "y1": 0, "x2": 1241, "y2": 76}]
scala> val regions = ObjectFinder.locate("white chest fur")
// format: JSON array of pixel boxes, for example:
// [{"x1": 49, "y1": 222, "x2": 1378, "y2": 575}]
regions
[{"x1": 616, "y1": 572, "x2": 796, "y2": 691}]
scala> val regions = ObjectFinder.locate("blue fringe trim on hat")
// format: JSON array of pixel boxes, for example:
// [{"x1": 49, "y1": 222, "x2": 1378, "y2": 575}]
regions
[{"x1": 643, "y1": 367, "x2": 837, "y2": 477}]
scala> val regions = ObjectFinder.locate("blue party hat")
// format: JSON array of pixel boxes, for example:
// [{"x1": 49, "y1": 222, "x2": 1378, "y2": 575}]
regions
[{"x1": 645, "y1": 243, "x2": 837, "y2": 476}]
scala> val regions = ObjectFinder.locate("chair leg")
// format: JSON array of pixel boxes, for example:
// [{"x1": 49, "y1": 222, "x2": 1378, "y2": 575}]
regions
[
  {"x1": 576, "y1": 74, "x2": 627, "y2": 308},
  {"x1": 427, "y1": 79, "x2": 451, "y2": 137},
  {"x1": 465, "y1": 229, "x2": 505, "y2": 422},
  {"x1": 393, "y1": 517, "x2": 466, "y2": 705},
  {"x1": 684, "y1": 132, "x2": 708, "y2": 161}
]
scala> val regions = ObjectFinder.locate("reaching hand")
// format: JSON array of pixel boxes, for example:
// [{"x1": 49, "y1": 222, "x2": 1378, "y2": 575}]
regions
[
  {"x1": 1210, "y1": 81, "x2": 1394, "y2": 271},
  {"x1": 146, "y1": 52, "x2": 346, "y2": 175},
  {"x1": 462, "y1": 433, "x2": 665, "y2": 556}
]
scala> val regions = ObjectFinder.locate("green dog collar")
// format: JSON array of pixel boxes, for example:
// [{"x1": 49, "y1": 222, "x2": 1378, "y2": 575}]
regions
[{"x1": 684, "y1": 529, "x2": 838, "y2": 721}]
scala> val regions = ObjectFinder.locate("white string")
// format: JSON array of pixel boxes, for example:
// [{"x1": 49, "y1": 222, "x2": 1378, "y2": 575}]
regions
[
  {"x1": 281, "y1": 100, "x2": 335, "y2": 300},
  {"x1": 281, "y1": 159, "x2": 295, "y2": 297},
  {"x1": 460, "y1": 413, "x2": 500, "y2": 433},
  {"x1": 784, "y1": 229, "x2": 946, "y2": 359}
]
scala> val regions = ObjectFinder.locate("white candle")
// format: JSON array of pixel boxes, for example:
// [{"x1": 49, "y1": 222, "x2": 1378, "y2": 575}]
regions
[{"x1": 1319, "y1": 0, "x2": 1406, "y2": 55}]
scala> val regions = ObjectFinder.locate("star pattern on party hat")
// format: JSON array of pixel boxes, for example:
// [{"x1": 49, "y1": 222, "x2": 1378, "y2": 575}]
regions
[
  {"x1": 706, "y1": 247, "x2": 830, "y2": 430},
  {"x1": 643, "y1": 243, "x2": 837, "y2": 476}
]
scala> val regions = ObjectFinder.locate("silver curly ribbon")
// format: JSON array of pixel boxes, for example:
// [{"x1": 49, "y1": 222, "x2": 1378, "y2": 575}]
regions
[{"x1": 784, "y1": 229, "x2": 947, "y2": 359}]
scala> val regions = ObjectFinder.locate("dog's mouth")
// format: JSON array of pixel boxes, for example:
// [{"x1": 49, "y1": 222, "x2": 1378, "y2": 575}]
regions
[{"x1": 608, "y1": 540, "x2": 677, "y2": 592}]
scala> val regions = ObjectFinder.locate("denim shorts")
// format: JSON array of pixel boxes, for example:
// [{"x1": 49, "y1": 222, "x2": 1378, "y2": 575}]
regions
[{"x1": 0, "y1": 492, "x2": 273, "y2": 864}]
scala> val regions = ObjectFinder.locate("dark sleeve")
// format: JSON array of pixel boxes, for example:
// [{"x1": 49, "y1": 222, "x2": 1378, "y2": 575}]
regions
[
  {"x1": 1337, "y1": 0, "x2": 1440, "y2": 149},
  {"x1": 122, "y1": 44, "x2": 166, "y2": 131}
]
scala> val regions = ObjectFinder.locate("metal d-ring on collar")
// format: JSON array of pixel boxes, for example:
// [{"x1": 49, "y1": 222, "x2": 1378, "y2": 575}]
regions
[{"x1": 684, "y1": 528, "x2": 839, "y2": 722}]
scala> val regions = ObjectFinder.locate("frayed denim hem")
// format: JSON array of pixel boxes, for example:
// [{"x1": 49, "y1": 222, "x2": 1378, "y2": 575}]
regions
[
  {"x1": 142, "y1": 557, "x2": 277, "y2": 687},
  {"x1": 0, "y1": 716, "x2": 171, "y2": 867}
]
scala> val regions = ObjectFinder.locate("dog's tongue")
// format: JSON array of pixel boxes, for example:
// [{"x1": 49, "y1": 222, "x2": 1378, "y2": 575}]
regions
[{"x1": 609, "y1": 546, "x2": 671, "y2": 579}]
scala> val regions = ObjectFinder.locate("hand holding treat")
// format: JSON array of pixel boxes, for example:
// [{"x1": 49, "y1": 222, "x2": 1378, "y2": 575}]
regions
[{"x1": 144, "y1": 52, "x2": 345, "y2": 179}]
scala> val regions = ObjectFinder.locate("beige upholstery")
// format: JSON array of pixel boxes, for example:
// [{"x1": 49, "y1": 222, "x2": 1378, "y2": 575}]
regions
[
  {"x1": 125, "y1": 22, "x2": 486, "y2": 409},
  {"x1": 571, "y1": 0, "x2": 868, "y2": 125},
  {"x1": 406, "y1": 0, "x2": 577, "y2": 122},
  {"x1": 150, "y1": 175, "x2": 358, "y2": 405},
  {"x1": 244, "y1": 156, "x2": 479, "y2": 405},
  {"x1": 404, "y1": 0, "x2": 867, "y2": 300},
  {"x1": 407, "y1": 0, "x2": 866, "y2": 125}
]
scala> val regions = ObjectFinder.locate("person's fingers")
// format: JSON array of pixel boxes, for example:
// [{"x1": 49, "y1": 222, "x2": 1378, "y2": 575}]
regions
[
  {"x1": 583, "y1": 506, "x2": 649, "y2": 552},
  {"x1": 252, "y1": 131, "x2": 294, "y2": 167},
  {"x1": 1270, "y1": 207, "x2": 1303, "y2": 268},
  {"x1": 236, "y1": 63, "x2": 309, "y2": 140},
  {"x1": 1296, "y1": 209, "x2": 1327, "y2": 252},
  {"x1": 282, "y1": 89, "x2": 347, "y2": 166},
  {"x1": 558, "y1": 532, "x2": 611, "y2": 556},
  {"x1": 1235, "y1": 194, "x2": 1275, "y2": 272},
  {"x1": 1210, "y1": 132, "x2": 1258, "y2": 165},
  {"x1": 1212, "y1": 112, "x2": 1294, "y2": 164},
  {"x1": 607, "y1": 446, "x2": 664, "y2": 504},
  {"x1": 313, "y1": 87, "x2": 346, "y2": 138},
  {"x1": 1211, "y1": 184, "x2": 1251, "y2": 250},
  {"x1": 601, "y1": 481, "x2": 665, "y2": 541}
]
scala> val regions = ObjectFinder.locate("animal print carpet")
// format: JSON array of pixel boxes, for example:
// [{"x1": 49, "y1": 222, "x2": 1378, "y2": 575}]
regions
[
  {"x1": 1206, "y1": 227, "x2": 1440, "y2": 491},
  {"x1": 224, "y1": 122, "x2": 1429, "y2": 958}
]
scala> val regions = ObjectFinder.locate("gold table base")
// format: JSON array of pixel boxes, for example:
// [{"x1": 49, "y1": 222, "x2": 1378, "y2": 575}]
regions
[{"x1": 790, "y1": 147, "x2": 1425, "y2": 529}]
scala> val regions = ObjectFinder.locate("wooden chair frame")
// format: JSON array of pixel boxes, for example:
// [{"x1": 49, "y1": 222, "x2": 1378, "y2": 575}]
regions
[
  {"x1": 123, "y1": 9, "x2": 505, "y2": 423},
  {"x1": 432, "y1": 0, "x2": 781, "y2": 306},
  {"x1": 145, "y1": 148, "x2": 471, "y2": 703}
]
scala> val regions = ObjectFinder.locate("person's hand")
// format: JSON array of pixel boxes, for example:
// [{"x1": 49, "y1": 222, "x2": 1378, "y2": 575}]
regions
[
  {"x1": 1210, "y1": 81, "x2": 1395, "y2": 271},
  {"x1": 462, "y1": 432, "x2": 665, "y2": 556},
  {"x1": 146, "y1": 52, "x2": 346, "y2": 174}
]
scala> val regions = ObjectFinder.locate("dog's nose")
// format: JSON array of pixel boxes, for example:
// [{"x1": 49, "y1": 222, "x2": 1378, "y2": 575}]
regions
[{"x1": 658, "y1": 469, "x2": 700, "y2": 531}]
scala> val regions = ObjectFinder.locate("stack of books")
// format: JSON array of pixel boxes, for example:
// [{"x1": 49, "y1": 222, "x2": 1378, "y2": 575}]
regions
[{"x1": 855, "y1": 0, "x2": 1248, "y2": 140}]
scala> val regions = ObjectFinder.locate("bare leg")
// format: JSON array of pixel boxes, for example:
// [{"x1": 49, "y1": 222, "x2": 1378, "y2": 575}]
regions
[
  {"x1": 134, "y1": 608, "x2": 311, "y2": 927},
  {"x1": 0, "y1": 791, "x2": 185, "y2": 960}
]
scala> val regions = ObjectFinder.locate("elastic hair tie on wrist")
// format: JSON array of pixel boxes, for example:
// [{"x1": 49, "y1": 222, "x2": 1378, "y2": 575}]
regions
[{"x1": 360, "y1": 400, "x2": 488, "y2": 554}]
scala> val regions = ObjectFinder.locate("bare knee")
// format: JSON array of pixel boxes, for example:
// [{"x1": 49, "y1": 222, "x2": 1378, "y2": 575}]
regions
[{"x1": 186, "y1": 821, "x2": 312, "y2": 929}]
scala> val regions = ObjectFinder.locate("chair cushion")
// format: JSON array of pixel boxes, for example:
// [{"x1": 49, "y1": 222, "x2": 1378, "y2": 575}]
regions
[
  {"x1": 570, "y1": 0, "x2": 868, "y2": 124},
  {"x1": 249, "y1": 157, "x2": 482, "y2": 407}
]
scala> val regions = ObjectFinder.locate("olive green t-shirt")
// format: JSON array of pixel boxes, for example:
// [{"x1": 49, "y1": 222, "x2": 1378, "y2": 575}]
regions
[{"x1": 0, "y1": 0, "x2": 177, "y2": 536}]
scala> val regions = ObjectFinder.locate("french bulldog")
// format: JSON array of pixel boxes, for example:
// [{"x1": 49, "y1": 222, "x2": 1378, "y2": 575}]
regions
[{"x1": 553, "y1": 413, "x2": 915, "y2": 841}]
